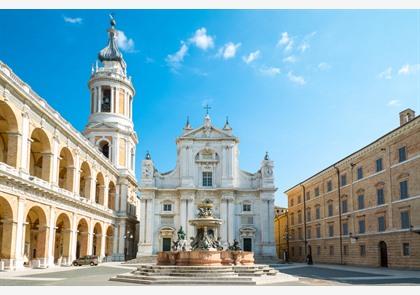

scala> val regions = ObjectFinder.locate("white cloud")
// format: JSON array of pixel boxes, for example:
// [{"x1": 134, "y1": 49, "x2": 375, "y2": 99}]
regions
[
  {"x1": 387, "y1": 99, "x2": 401, "y2": 107},
  {"x1": 259, "y1": 66, "x2": 281, "y2": 77},
  {"x1": 116, "y1": 30, "x2": 135, "y2": 53},
  {"x1": 298, "y1": 31, "x2": 316, "y2": 53},
  {"x1": 243, "y1": 50, "x2": 261, "y2": 64},
  {"x1": 166, "y1": 42, "x2": 189, "y2": 71},
  {"x1": 63, "y1": 16, "x2": 82, "y2": 24},
  {"x1": 377, "y1": 67, "x2": 392, "y2": 79},
  {"x1": 283, "y1": 55, "x2": 297, "y2": 63},
  {"x1": 218, "y1": 42, "x2": 241, "y2": 60},
  {"x1": 398, "y1": 64, "x2": 420, "y2": 75},
  {"x1": 189, "y1": 28, "x2": 214, "y2": 51},
  {"x1": 277, "y1": 32, "x2": 290, "y2": 46},
  {"x1": 318, "y1": 62, "x2": 331, "y2": 71},
  {"x1": 287, "y1": 71, "x2": 306, "y2": 85}
]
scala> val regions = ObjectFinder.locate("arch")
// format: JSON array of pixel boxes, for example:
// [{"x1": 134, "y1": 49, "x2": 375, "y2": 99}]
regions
[
  {"x1": 76, "y1": 218, "x2": 89, "y2": 258},
  {"x1": 0, "y1": 196, "x2": 14, "y2": 260},
  {"x1": 24, "y1": 206, "x2": 48, "y2": 264},
  {"x1": 92, "y1": 222, "x2": 102, "y2": 256},
  {"x1": 0, "y1": 101, "x2": 19, "y2": 167},
  {"x1": 54, "y1": 213, "x2": 71, "y2": 265},
  {"x1": 379, "y1": 241, "x2": 388, "y2": 267},
  {"x1": 58, "y1": 147, "x2": 74, "y2": 192},
  {"x1": 98, "y1": 140, "x2": 110, "y2": 159},
  {"x1": 105, "y1": 225, "x2": 114, "y2": 257},
  {"x1": 108, "y1": 181, "x2": 116, "y2": 210},
  {"x1": 95, "y1": 172, "x2": 105, "y2": 205},
  {"x1": 29, "y1": 128, "x2": 52, "y2": 181},
  {"x1": 79, "y1": 161, "x2": 91, "y2": 198}
]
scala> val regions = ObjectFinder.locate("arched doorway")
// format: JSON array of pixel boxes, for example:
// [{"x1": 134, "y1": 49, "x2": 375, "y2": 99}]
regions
[
  {"x1": 54, "y1": 213, "x2": 71, "y2": 265},
  {"x1": 92, "y1": 223, "x2": 102, "y2": 256},
  {"x1": 79, "y1": 162, "x2": 91, "y2": 199},
  {"x1": 0, "y1": 101, "x2": 19, "y2": 167},
  {"x1": 58, "y1": 147, "x2": 74, "y2": 192},
  {"x1": 29, "y1": 128, "x2": 52, "y2": 181},
  {"x1": 24, "y1": 206, "x2": 48, "y2": 266},
  {"x1": 108, "y1": 181, "x2": 116, "y2": 210},
  {"x1": 379, "y1": 241, "x2": 388, "y2": 267},
  {"x1": 95, "y1": 173, "x2": 105, "y2": 205},
  {"x1": 76, "y1": 218, "x2": 89, "y2": 258},
  {"x1": 105, "y1": 226, "x2": 114, "y2": 260},
  {"x1": 0, "y1": 196, "x2": 13, "y2": 261}
]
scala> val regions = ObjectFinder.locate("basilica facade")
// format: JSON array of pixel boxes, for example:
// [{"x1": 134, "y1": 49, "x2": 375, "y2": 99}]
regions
[
  {"x1": 0, "y1": 18, "x2": 139, "y2": 270},
  {"x1": 137, "y1": 114, "x2": 277, "y2": 257}
]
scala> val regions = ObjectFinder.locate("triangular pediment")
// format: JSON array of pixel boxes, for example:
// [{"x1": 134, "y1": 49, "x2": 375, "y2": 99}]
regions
[{"x1": 180, "y1": 125, "x2": 236, "y2": 140}]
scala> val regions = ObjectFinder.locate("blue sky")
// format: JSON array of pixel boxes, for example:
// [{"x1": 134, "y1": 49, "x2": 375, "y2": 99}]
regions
[{"x1": 0, "y1": 10, "x2": 419, "y2": 207}]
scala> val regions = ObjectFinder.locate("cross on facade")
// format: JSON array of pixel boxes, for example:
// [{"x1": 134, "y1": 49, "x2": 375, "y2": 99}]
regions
[{"x1": 204, "y1": 104, "x2": 212, "y2": 115}]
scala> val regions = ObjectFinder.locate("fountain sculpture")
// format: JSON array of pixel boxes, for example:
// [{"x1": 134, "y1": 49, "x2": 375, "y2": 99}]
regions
[{"x1": 156, "y1": 200, "x2": 254, "y2": 266}]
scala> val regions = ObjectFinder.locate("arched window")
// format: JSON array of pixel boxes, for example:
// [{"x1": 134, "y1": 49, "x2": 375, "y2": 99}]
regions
[
  {"x1": 101, "y1": 87, "x2": 111, "y2": 112},
  {"x1": 98, "y1": 140, "x2": 110, "y2": 159}
]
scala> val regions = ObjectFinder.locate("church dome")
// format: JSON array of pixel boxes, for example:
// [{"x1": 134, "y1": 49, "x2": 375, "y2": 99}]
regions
[{"x1": 98, "y1": 16, "x2": 124, "y2": 63}]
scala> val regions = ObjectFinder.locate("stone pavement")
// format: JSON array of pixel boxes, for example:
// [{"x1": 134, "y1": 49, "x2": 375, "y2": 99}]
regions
[{"x1": 1, "y1": 262, "x2": 420, "y2": 286}]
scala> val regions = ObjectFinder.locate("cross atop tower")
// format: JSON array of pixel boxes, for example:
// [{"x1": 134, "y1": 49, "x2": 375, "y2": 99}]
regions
[{"x1": 204, "y1": 104, "x2": 212, "y2": 115}]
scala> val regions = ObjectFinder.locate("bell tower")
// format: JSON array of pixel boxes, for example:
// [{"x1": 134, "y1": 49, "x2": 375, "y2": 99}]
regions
[{"x1": 84, "y1": 16, "x2": 138, "y2": 176}]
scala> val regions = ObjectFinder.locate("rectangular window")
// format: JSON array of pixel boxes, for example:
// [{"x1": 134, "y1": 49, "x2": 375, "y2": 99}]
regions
[
  {"x1": 327, "y1": 180, "x2": 332, "y2": 192},
  {"x1": 341, "y1": 199, "x2": 348, "y2": 214},
  {"x1": 317, "y1": 246, "x2": 321, "y2": 256},
  {"x1": 358, "y1": 194, "x2": 365, "y2": 210},
  {"x1": 298, "y1": 211, "x2": 302, "y2": 223},
  {"x1": 358, "y1": 219, "x2": 366, "y2": 234},
  {"x1": 329, "y1": 245, "x2": 334, "y2": 256},
  {"x1": 316, "y1": 227, "x2": 321, "y2": 238},
  {"x1": 357, "y1": 167, "x2": 363, "y2": 180},
  {"x1": 376, "y1": 158, "x2": 383, "y2": 172},
  {"x1": 307, "y1": 209, "x2": 311, "y2": 222},
  {"x1": 401, "y1": 211, "x2": 410, "y2": 229},
  {"x1": 398, "y1": 146, "x2": 407, "y2": 162},
  {"x1": 202, "y1": 172, "x2": 213, "y2": 187},
  {"x1": 316, "y1": 207, "x2": 321, "y2": 219},
  {"x1": 307, "y1": 228, "x2": 311, "y2": 239},
  {"x1": 328, "y1": 224, "x2": 334, "y2": 237},
  {"x1": 400, "y1": 180, "x2": 409, "y2": 199},
  {"x1": 328, "y1": 203, "x2": 333, "y2": 217},
  {"x1": 403, "y1": 243, "x2": 410, "y2": 256},
  {"x1": 377, "y1": 188, "x2": 385, "y2": 205},
  {"x1": 290, "y1": 213, "x2": 294, "y2": 226},
  {"x1": 342, "y1": 223, "x2": 348, "y2": 236},
  {"x1": 291, "y1": 247, "x2": 295, "y2": 256},
  {"x1": 243, "y1": 204, "x2": 251, "y2": 212},
  {"x1": 360, "y1": 245, "x2": 366, "y2": 256},
  {"x1": 306, "y1": 191, "x2": 310, "y2": 200},
  {"x1": 163, "y1": 204, "x2": 172, "y2": 212},
  {"x1": 290, "y1": 198, "x2": 294, "y2": 207},
  {"x1": 378, "y1": 216, "x2": 385, "y2": 232},
  {"x1": 298, "y1": 228, "x2": 302, "y2": 240},
  {"x1": 341, "y1": 174, "x2": 347, "y2": 186},
  {"x1": 315, "y1": 187, "x2": 320, "y2": 197},
  {"x1": 298, "y1": 195, "x2": 302, "y2": 204},
  {"x1": 343, "y1": 245, "x2": 348, "y2": 256}
]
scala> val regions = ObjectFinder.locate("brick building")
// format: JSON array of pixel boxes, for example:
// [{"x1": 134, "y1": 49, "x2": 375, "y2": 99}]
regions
[{"x1": 284, "y1": 109, "x2": 419, "y2": 269}]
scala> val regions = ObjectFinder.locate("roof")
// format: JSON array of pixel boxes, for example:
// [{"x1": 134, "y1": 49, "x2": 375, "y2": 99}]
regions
[{"x1": 98, "y1": 18, "x2": 124, "y2": 65}]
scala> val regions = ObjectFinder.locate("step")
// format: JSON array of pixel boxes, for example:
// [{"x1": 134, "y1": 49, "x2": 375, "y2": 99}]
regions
[
  {"x1": 110, "y1": 277, "x2": 257, "y2": 285},
  {"x1": 115, "y1": 274, "x2": 256, "y2": 282}
]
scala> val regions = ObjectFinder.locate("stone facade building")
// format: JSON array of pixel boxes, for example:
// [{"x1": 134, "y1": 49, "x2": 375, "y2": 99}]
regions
[
  {"x1": 274, "y1": 207, "x2": 288, "y2": 260},
  {"x1": 0, "y1": 18, "x2": 139, "y2": 270},
  {"x1": 284, "y1": 109, "x2": 419, "y2": 269},
  {"x1": 137, "y1": 115, "x2": 277, "y2": 257}
]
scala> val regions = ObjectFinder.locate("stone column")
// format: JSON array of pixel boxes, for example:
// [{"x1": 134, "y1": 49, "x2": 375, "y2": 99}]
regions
[
  {"x1": 13, "y1": 197, "x2": 26, "y2": 270},
  {"x1": 87, "y1": 220, "x2": 94, "y2": 255},
  {"x1": 112, "y1": 224, "x2": 120, "y2": 260},
  {"x1": 20, "y1": 109, "x2": 30, "y2": 173},
  {"x1": 114, "y1": 184, "x2": 120, "y2": 212},
  {"x1": 66, "y1": 166, "x2": 76, "y2": 193},
  {"x1": 69, "y1": 213, "x2": 78, "y2": 262},
  {"x1": 117, "y1": 221, "x2": 126, "y2": 259},
  {"x1": 103, "y1": 183, "x2": 109, "y2": 208},
  {"x1": 6, "y1": 132, "x2": 21, "y2": 168},
  {"x1": 88, "y1": 176, "x2": 96, "y2": 202},
  {"x1": 41, "y1": 152, "x2": 54, "y2": 182},
  {"x1": 137, "y1": 194, "x2": 154, "y2": 256},
  {"x1": 46, "y1": 207, "x2": 56, "y2": 267},
  {"x1": 100, "y1": 233, "x2": 106, "y2": 262},
  {"x1": 50, "y1": 136, "x2": 60, "y2": 186},
  {"x1": 97, "y1": 86, "x2": 101, "y2": 112}
]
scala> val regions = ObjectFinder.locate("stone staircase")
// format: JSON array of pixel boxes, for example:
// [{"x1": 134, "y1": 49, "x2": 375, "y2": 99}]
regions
[{"x1": 110, "y1": 264, "x2": 298, "y2": 285}]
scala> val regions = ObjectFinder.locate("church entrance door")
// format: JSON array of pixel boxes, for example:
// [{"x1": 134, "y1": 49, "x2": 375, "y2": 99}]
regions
[
  {"x1": 162, "y1": 238, "x2": 171, "y2": 251},
  {"x1": 243, "y1": 238, "x2": 252, "y2": 252}
]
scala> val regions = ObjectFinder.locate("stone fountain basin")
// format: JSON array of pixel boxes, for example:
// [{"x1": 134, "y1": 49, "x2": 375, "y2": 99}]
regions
[{"x1": 157, "y1": 250, "x2": 254, "y2": 266}]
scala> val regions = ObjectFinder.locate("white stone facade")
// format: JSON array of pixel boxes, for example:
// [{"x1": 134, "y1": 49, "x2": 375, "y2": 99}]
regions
[{"x1": 137, "y1": 115, "x2": 277, "y2": 257}]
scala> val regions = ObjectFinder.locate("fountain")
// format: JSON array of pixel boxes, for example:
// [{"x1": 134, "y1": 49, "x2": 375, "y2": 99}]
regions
[
  {"x1": 156, "y1": 200, "x2": 254, "y2": 266},
  {"x1": 110, "y1": 201, "x2": 298, "y2": 285}
]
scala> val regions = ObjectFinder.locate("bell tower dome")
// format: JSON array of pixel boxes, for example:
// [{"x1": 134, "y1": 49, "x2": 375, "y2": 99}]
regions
[{"x1": 84, "y1": 15, "x2": 138, "y2": 176}]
